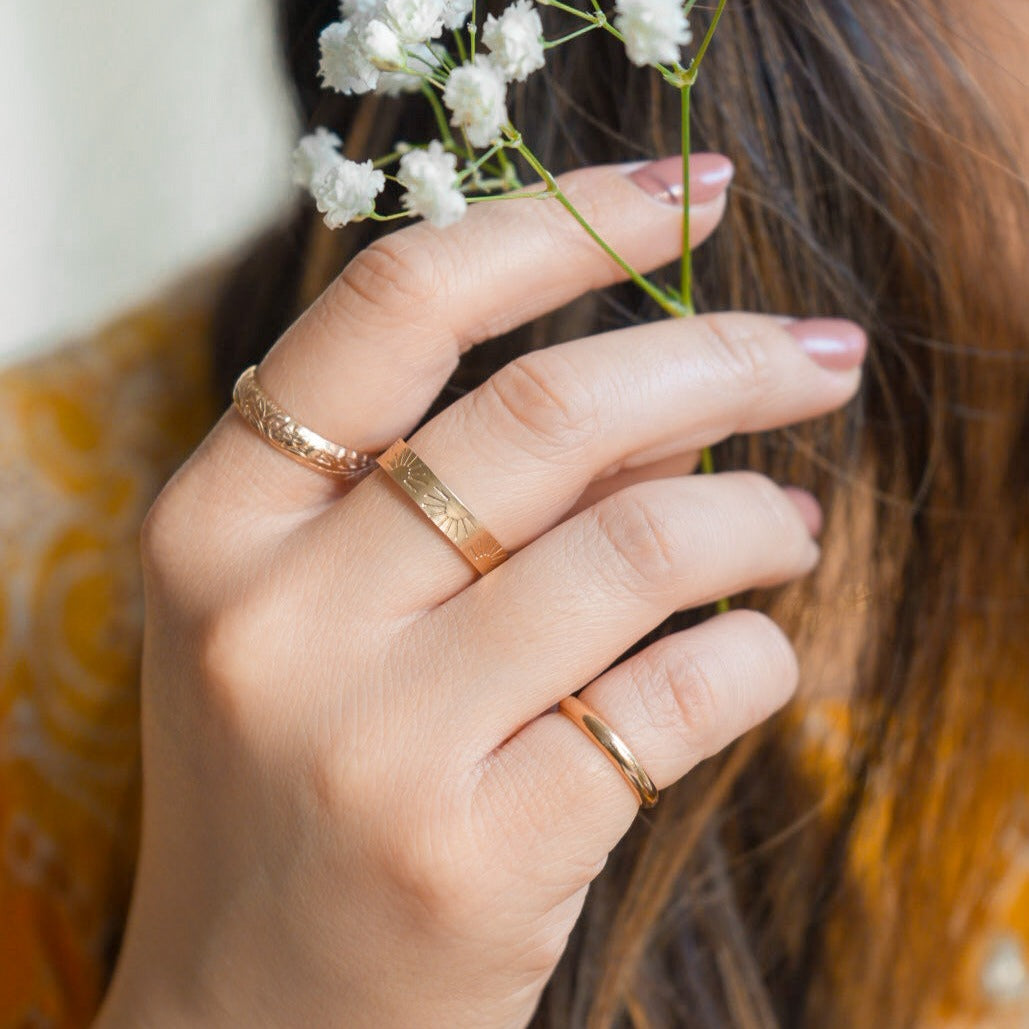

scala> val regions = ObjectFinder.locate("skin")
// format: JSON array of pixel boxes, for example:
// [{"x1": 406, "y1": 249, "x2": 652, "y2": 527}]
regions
[{"x1": 93, "y1": 154, "x2": 866, "y2": 1028}]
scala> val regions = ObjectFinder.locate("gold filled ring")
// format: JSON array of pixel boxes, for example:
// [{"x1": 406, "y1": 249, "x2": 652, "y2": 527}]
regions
[
  {"x1": 376, "y1": 439, "x2": 509, "y2": 575},
  {"x1": 232, "y1": 364, "x2": 378, "y2": 478},
  {"x1": 558, "y1": 694, "x2": 659, "y2": 809}
]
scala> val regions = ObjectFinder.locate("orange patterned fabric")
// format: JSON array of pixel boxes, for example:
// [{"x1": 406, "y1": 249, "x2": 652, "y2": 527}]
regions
[
  {"x1": 0, "y1": 280, "x2": 1025, "y2": 1026},
  {"x1": 0, "y1": 276, "x2": 217, "y2": 1027}
]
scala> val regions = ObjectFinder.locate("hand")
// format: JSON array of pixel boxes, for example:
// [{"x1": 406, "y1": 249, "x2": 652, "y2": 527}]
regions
[{"x1": 96, "y1": 154, "x2": 865, "y2": 1028}]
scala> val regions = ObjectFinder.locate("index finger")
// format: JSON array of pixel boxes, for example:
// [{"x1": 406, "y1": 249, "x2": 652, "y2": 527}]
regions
[{"x1": 210, "y1": 154, "x2": 733, "y2": 506}]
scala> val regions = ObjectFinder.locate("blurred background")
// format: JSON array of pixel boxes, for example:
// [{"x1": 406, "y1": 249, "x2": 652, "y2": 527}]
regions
[{"x1": 0, "y1": 0, "x2": 297, "y2": 367}]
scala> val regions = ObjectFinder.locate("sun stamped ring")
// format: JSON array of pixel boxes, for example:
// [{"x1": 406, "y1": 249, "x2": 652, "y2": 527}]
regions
[{"x1": 376, "y1": 439, "x2": 509, "y2": 576}]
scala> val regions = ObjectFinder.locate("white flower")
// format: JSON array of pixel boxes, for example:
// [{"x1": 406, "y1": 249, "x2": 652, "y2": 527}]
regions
[
  {"x1": 613, "y1": 0, "x2": 692, "y2": 68},
  {"x1": 291, "y1": 128, "x2": 344, "y2": 190},
  {"x1": 482, "y1": 0, "x2": 545, "y2": 83},
  {"x1": 376, "y1": 41, "x2": 440, "y2": 94},
  {"x1": 376, "y1": 69, "x2": 426, "y2": 94},
  {"x1": 341, "y1": 0, "x2": 382, "y2": 19},
  {"x1": 397, "y1": 141, "x2": 467, "y2": 227},
  {"x1": 385, "y1": 0, "x2": 445, "y2": 43},
  {"x1": 443, "y1": 57, "x2": 508, "y2": 148},
  {"x1": 310, "y1": 158, "x2": 385, "y2": 228},
  {"x1": 319, "y1": 20, "x2": 380, "y2": 94},
  {"x1": 362, "y1": 18, "x2": 404, "y2": 67},
  {"x1": 441, "y1": 0, "x2": 473, "y2": 30}
]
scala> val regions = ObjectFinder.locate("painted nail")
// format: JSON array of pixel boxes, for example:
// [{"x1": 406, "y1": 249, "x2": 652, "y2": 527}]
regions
[
  {"x1": 785, "y1": 319, "x2": 867, "y2": 373},
  {"x1": 782, "y1": 487, "x2": 823, "y2": 538},
  {"x1": 627, "y1": 153, "x2": 734, "y2": 206}
]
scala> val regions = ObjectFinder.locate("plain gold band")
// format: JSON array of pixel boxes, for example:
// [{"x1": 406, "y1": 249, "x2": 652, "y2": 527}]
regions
[
  {"x1": 558, "y1": 695, "x2": 659, "y2": 809},
  {"x1": 376, "y1": 439, "x2": 509, "y2": 575},
  {"x1": 232, "y1": 364, "x2": 378, "y2": 478}
]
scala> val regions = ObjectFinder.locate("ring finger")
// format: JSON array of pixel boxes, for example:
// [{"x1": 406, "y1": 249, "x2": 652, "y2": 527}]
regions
[{"x1": 478, "y1": 608, "x2": 798, "y2": 878}]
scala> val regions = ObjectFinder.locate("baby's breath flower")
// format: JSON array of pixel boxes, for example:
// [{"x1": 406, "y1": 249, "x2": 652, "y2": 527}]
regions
[
  {"x1": 614, "y1": 0, "x2": 692, "y2": 68},
  {"x1": 482, "y1": 0, "x2": 545, "y2": 83},
  {"x1": 441, "y1": 0, "x2": 473, "y2": 30},
  {"x1": 362, "y1": 18, "x2": 405, "y2": 68},
  {"x1": 341, "y1": 0, "x2": 380, "y2": 18},
  {"x1": 319, "y1": 20, "x2": 380, "y2": 94},
  {"x1": 385, "y1": 0, "x2": 446, "y2": 43},
  {"x1": 443, "y1": 57, "x2": 508, "y2": 148},
  {"x1": 375, "y1": 41, "x2": 440, "y2": 94},
  {"x1": 378, "y1": 70, "x2": 426, "y2": 94},
  {"x1": 310, "y1": 158, "x2": 386, "y2": 228},
  {"x1": 397, "y1": 141, "x2": 467, "y2": 227},
  {"x1": 291, "y1": 128, "x2": 344, "y2": 190}
]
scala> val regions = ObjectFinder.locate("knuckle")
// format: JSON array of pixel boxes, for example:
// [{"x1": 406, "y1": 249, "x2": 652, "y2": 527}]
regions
[
  {"x1": 138, "y1": 491, "x2": 178, "y2": 580},
  {"x1": 593, "y1": 490, "x2": 681, "y2": 589},
  {"x1": 334, "y1": 232, "x2": 447, "y2": 320},
  {"x1": 649, "y1": 645, "x2": 725, "y2": 754},
  {"x1": 385, "y1": 830, "x2": 480, "y2": 929},
  {"x1": 138, "y1": 475, "x2": 205, "y2": 590},
  {"x1": 193, "y1": 591, "x2": 280, "y2": 714},
  {"x1": 482, "y1": 352, "x2": 600, "y2": 455},
  {"x1": 698, "y1": 314, "x2": 776, "y2": 394}
]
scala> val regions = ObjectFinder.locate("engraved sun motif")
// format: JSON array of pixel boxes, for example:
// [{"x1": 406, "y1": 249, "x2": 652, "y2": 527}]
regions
[
  {"x1": 422, "y1": 488, "x2": 477, "y2": 542},
  {"x1": 386, "y1": 446, "x2": 433, "y2": 493},
  {"x1": 466, "y1": 537, "x2": 507, "y2": 570}
]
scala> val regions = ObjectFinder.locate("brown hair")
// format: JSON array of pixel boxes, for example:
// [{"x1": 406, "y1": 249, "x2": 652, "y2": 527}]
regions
[{"x1": 211, "y1": 2, "x2": 1028, "y2": 1024}]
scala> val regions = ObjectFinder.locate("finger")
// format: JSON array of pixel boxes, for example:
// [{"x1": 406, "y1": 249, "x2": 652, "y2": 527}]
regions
[
  {"x1": 212, "y1": 154, "x2": 733, "y2": 507},
  {"x1": 411, "y1": 471, "x2": 817, "y2": 741},
  {"x1": 572, "y1": 455, "x2": 825, "y2": 539},
  {"x1": 476, "y1": 610, "x2": 797, "y2": 876},
  {"x1": 322, "y1": 316, "x2": 861, "y2": 608}
]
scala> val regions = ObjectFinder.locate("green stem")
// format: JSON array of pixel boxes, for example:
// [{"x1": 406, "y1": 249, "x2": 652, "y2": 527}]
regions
[
  {"x1": 453, "y1": 28, "x2": 468, "y2": 62},
  {"x1": 509, "y1": 129, "x2": 688, "y2": 317},
  {"x1": 540, "y1": 0, "x2": 597, "y2": 19},
  {"x1": 687, "y1": 0, "x2": 729, "y2": 76},
  {"x1": 495, "y1": 146, "x2": 521, "y2": 189},
  {"x1": 686, "y1": 0, "x2": 731, "y2": 615},
  {"x1": 421, "y1": 83, "x2": 455, "y2": 147},
  {"x1": 467, "y1": 188, "x2": 557, "y2": 202},
  {"x1": 680, "y1": 84, "x2": 693, "y2": 313},
  {"x1": 458, "y1": 141, "x2": 507, "y2": 182},
  {"x1": 372, "y1": 149, "x2": 405, "y2": 169},
  {"x1": 544, "y1": 22, "x2": 602, "y2": 48}
]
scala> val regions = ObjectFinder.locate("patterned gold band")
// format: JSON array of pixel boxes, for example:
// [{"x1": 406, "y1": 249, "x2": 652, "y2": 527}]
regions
[
  {"x1": 232, "y1": 364, "x2": 378, "y2": 478},
  {"x1": 558, "y1": 694, "x2": 659, "y2": 809},
  {"x1": 376, "y1": 439, "x2": 509, "y2": 575}
]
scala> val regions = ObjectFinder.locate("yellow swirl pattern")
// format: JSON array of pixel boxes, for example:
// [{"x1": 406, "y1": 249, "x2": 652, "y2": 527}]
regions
[{"x1": 0, "y1": 273, "x2": 217, "y2": 1026}]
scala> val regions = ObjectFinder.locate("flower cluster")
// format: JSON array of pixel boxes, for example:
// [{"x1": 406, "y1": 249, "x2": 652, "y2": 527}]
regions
[
  {"x1": 613, "y1": 0, "x2": 693, "y2": 67},
  {"x1": 291, "y1": 127, "x2": 385, "y2": 228},
  {"x1": 294, "y1": 0, "x2": 698, "y2": 231},
  {"x1": 397, "y1": 141, "x2": 467, "y2": 226}
]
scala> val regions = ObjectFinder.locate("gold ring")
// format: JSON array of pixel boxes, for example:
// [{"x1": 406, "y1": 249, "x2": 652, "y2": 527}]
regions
[
  {"x1": 232, "y1": 364, "x2": 378, "y2": 478},
  {"x1": 376, "y1": 439, "x2": 508, "y2": 575},
  {"x1": 558, "y1": 694, "x2": 659, "y2": 809}
]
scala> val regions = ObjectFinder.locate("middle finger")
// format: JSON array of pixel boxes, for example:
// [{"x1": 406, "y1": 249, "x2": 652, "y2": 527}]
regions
[{"x1": 314, "y1": 314, "x2": 865, "y2": 607}]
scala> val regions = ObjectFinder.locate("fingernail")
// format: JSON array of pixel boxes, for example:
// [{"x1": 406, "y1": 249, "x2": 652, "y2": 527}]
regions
[
  {"x1": 783, "y1": 487, "x2": 823, "y2": 538},
  {"x1": 627, "y1": 153, "x2": 734, "y2": 206},
  {"x1": 785, "y1": 319, "x2": 867, "y2": 372}
]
